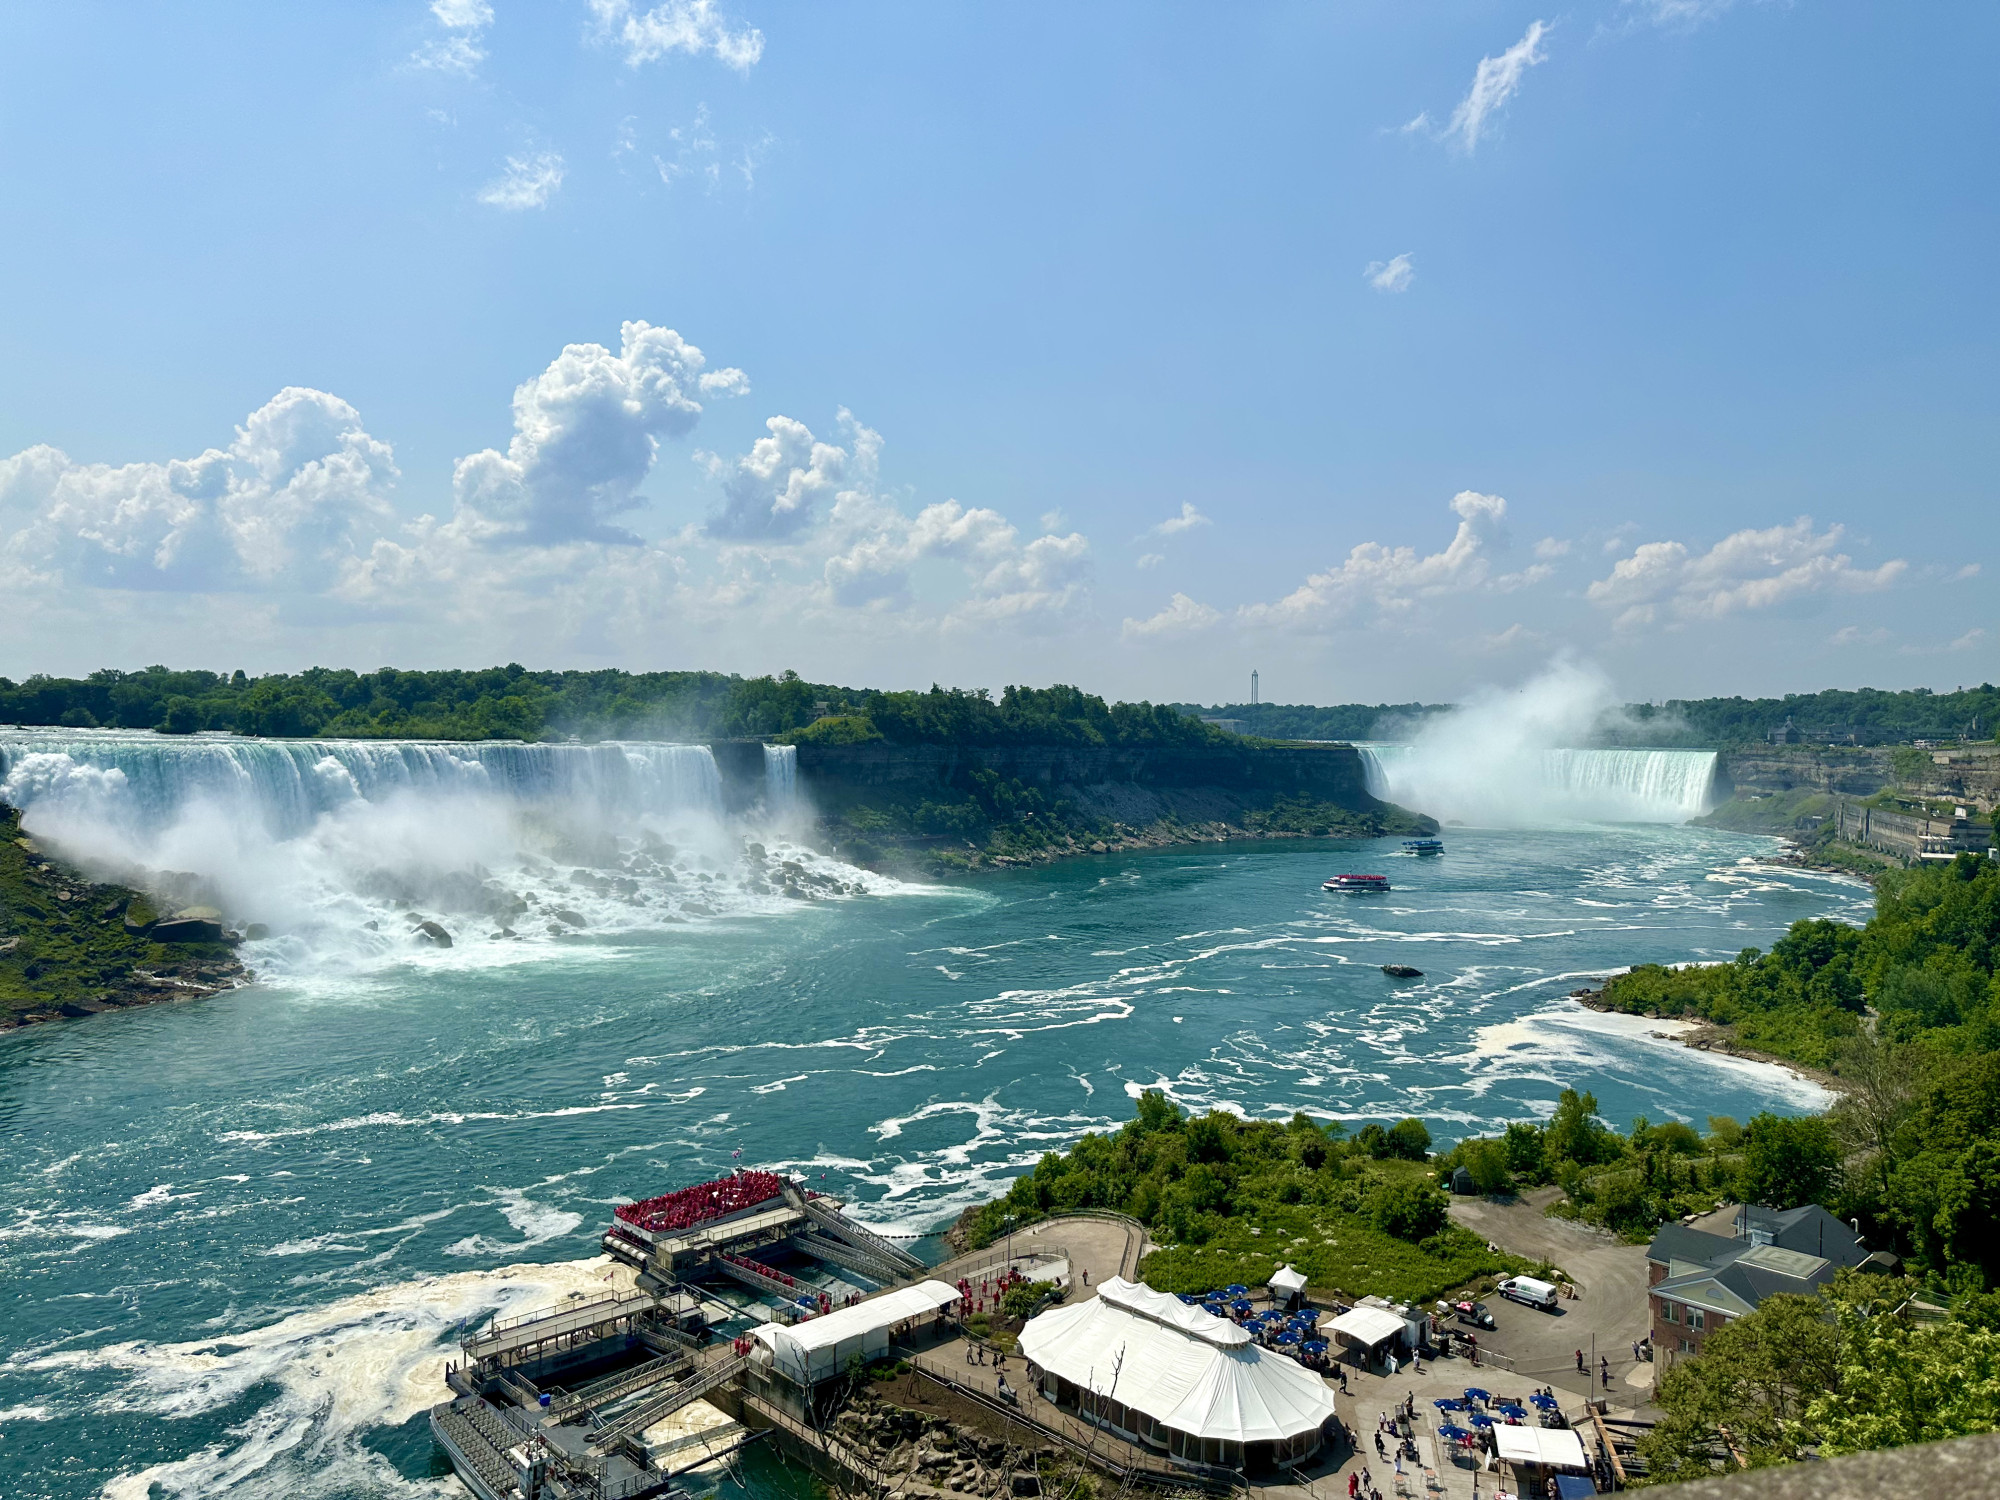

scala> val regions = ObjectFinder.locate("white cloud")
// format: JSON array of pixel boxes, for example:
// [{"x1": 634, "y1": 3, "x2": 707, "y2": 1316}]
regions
[
  {"x1": 478, "y1": 152, "x2": 566, "y2": 210},
  {"x1": 706, "y1": 413, "x2": 858, "y2": 540},
  {"x1": 1151, "y1": 502, "x2": 1209, "y2": 537},
  {"x1": 1950, "y1": 628, "x2": 1987, "y2": 651},
  {"x1": 444, "y1": 320, "x2": 746, "y2": 545},
  {"x1": 1829, "y1": 625, "x2": 1891, "y2": 647},
  {"x1": 1534, "y1": 536, "x2": 1571, "y2": 559},
  {"x1": 1624, "y1": 0, "x2": 1738, "y2": 30},
  {"x1": 1365, "y1": 254, "x2": 1415, "y2": 293},
  {"x1": 587, "y1": 0, "x2": 764, "y2": 72},
  {"x1": 1241, "y1": 490, "x2": 1511, "y2": 630},
  {"x1": 0, "y1": 322, "x2": 1096, "y2": 662},
  {"x1": 1448, "y1": 21, "x2": 1549, "y2": 151},
  {"x1": 0, "y1": 389, "x2": 397, "y2": 593},
  {"x1": 412, "y1": 0, "x2": 493, "y2": 76},
  {"x1": 1589, "y1": 518, "x2": 1907, "y2": 630},
  {"x1": 1135, "y1": 552, "x2": 1164, "y2": 571},
  {"x1": 1040, "y1": 510, "x2": 1067, "y2": 533},
  {"x1": 1397, "y1": 112, "x2": 1432, "y2": 136},
  {"x1": 1122, "y1": 593, "x2": 1220, "y2": 640}
]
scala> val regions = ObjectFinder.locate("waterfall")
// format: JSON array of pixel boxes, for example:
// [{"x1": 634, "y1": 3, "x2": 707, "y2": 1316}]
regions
[
  {"x1": 1357, "y1": 743, "x2": 1717, "y2": 826},
  {"x1": 763, "y1": 743, "x2": 798, "y2": 819},
  {"x1": 0, "y1": 729, "x2": 871, "y2": 966}
]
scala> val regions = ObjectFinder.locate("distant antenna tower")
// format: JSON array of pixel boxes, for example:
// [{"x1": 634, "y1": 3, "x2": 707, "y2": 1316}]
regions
[{"x1": 1251, "y1": 669, "x2": 1259, "y2": 707}]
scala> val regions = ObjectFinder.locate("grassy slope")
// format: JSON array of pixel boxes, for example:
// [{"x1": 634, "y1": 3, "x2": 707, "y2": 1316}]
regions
[{"x1": 0, "y1": 804, "x2": 243, "y2": 1023}]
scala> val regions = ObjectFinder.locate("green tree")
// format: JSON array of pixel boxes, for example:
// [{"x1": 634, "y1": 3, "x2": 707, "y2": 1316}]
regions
[
  {"x1": 1386, "y1": 1118, "x2": 1432, "y2": 1161},
  {"x1": 1741, "y1": 1112, "x2": 1842, "y2": 1209},
  {"x1": 1460, "y1": 1138, "x2": 1513, "y2": 1196},
  {"x1": 1365, "y1": 1179, "x2": 1448, "y2": 1241},
  {"x1": 1546, "y1": 1088, "x2": 1614, "y2": 1166},
  {"x1": 1807, "y1": 1285, "x2": 2000, "y2": 1456},
  {"x1": 1501, "y1": 1121, "x2": 1549, "y2": 1182},
  {"x1": 1640, "y1": 1293, "x2": 1838, "y2": 1481}
]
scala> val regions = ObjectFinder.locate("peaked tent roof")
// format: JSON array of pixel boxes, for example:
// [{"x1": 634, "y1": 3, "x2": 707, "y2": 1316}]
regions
[
  {"x1": 1269, "y1": 1265, "x2": 1308, "y2": 1296},
  {"x1": 1019, "y1": 1277, "x2": 1338, "y2": 1445}
]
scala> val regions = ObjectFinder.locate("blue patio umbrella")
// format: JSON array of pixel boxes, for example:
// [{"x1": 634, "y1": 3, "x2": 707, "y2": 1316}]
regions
[
  {"x1": 1295, "y1": 1309, "x2": 1320, "y2": 1325},
  {"x1": 1276, "y1": 1328, "x2": 1301, "y2": 1345},
  {"x1": 1437, "y1": 1426, "x2": 1474, "y2": 1443},
  {"x1": 1432, "y1": 1399, "x2": 1464, "y2": 1412},
  {"x1": 1303, "y1": 1340, "x2": 1328, "y2": 1355},
  {"x1": 1463, "y1": 1387, "x2": 1491, "y2": 1402},
  {"x1": 1496, "y1": 1403, "x2": 1527, "y2": 1420},
  {"x1": 1226, "y1": 1284, "x2": 1249, "y2": 1296},
  {"x1": 1529, "y1": 1393, "x2": 1558, "y2": 1409},
  {"x1": 1469, "y1": 1414, "x2": 1495, "y2": 1429},
  {"x1": 1231, "y1": 1299, "x2": 1254, "y2": 1315}
]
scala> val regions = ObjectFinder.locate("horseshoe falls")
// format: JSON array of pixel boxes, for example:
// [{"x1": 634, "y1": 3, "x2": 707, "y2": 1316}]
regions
[{"x1": 1357, "y1": 743, "x2": 1718, "y2": 826}]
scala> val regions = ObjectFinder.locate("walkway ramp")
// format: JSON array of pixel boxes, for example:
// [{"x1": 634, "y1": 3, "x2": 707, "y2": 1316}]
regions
[{"x1": 587, "y1": 1351, "x2": 751, "y2": 1455}]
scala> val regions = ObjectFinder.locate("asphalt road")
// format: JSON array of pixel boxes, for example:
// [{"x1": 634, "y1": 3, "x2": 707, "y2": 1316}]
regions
[{"x1": 1447, "y1": 1187, "x2": 1657, "y2": 1404}]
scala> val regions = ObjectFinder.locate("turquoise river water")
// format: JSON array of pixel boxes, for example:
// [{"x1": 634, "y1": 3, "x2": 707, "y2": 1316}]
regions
[{"x1": 0, "y1": 734, "x2": 1869, "y2": 1499}]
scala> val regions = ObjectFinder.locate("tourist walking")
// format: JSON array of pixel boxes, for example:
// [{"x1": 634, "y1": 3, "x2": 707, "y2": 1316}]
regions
[{"x1": 1574, "y1": 1349, "x2": 1585, "y2": 1373}]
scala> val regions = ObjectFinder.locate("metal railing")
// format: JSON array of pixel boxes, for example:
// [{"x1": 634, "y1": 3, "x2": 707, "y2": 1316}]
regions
[
  {"x1": 587, "y1": 1351, "x2": 751, "y2": 1453},
  {"x1": 548, "y1": 1352, "x2": 691, "y2": 1419}
]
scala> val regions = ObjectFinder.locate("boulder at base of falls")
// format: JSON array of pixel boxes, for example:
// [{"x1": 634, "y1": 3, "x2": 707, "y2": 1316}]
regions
[
  {"x1": 154, "y1": 908, "x2": 226, "y2": 943},
  {"x1": 412, "y1": 919, "x2": 453, "y2": 948},
  {"x1": 551, "y1": 908, "x2": 587, "y2": 928},
  {"x1": 122, "y1": 895, "x2": 159, "y2": 934},
  {"x1": 1381, "y1": 964, "x2": 1424, "y2": 978}
]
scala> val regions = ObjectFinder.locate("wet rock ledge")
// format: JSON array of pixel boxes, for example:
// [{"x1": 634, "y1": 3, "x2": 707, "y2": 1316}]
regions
[{"x1": 0, "y1": 802, "x2": 247, "y2": 1028}]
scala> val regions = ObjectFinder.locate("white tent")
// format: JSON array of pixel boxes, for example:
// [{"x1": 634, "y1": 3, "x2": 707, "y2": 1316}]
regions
[
  {"x1": 751, "y1": 1280, "x2": 960, "y2": 1386},
  {"x1": 1328, "y1": 1306, "x2": 1406, "y2": 1350},
  {"x1": 1018, "y1": 1277, "x2": 1338, "y2": 1464},
  {"x1": 1268, "y1": 1265, "x2": 1308, "y2": 1303},
  {"x1": 1493, "y1": 1426, "x2": 1589, "y2": 1472}
]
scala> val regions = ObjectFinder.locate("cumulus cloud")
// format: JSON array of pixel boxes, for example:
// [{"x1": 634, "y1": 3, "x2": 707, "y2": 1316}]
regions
[
  {"x1": 0, "y1": 389, "x2": 397, "y2": 594},
  {"x1": 1151, "y1": 502, "x2": 1209, "y2": 537},
  {"x1": 413, "y1": 0, "x2": 493, "y2": 74},
  {"x1": 444, "y1": 320, "x2": 746, "y2": 546},
  {"x1": 706, "y1": 412, "x2": 863, "y2": 540},
  {"x1": 1829, "y1": 625, "x2": 1891, "y2": 647},
  {"x1": 1534, "y1": 536, "x2": 1570, "y2": 559},
  {"x1": 1135, "y1": 552, "x2": 1164, "y2": 571},
  {"x1": 478, "y1": 151, "x2": 565, "y2": 210},
  {"x1": 1122, "y1": 593, "x2": 1220, "y2": 640},
  {"x1": 1588, "y1": 518, "x2": 1907, "y2": 630},
  {"x1": 1241, "y1": 491, "x2": 1512, "y2": 630},
  {"x1": 588, "y1": 0, "x2": 763, "y2": 71},
  {"x1": 0, "y1": 321, "x2": 1094, "y2": 661},
  {"x1": 1449, "y1": 21, "x2": 1549, "y2": 151},
  {"x1": 1365, "y1": 254, "x2": 1415, "y2": 293}
]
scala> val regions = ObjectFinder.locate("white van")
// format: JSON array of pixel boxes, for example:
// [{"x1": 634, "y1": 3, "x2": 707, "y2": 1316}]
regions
[{"x1": 1497, "y1": 1275, "x2": 1560, "y2": 1311}]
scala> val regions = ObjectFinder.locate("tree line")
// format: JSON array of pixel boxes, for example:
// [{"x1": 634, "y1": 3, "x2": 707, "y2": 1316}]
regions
[{"x1": 0, "y1": 666, "x2": 1228, "y2": 750}]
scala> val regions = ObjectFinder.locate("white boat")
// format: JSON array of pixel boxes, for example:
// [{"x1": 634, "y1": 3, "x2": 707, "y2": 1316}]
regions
[{"x1": 1323, "y1": 874, "x2": 1391, "y2": 892}]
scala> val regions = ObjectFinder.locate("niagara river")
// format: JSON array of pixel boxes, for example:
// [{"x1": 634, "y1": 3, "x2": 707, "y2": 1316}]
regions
[{"x1": 0, "y1": 733, "x2": 1868, "y2": 1499}]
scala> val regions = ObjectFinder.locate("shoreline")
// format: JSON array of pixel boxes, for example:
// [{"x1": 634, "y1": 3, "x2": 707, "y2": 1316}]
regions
[{"x1": 1563, "y1": 984, "x2": 1845, "y2": 1098}]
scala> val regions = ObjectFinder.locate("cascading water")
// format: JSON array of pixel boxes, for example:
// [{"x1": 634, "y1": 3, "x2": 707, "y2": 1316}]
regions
[
  {"x1": 763, "y1": 742, "x2": 799, "y2": 820},
  {"x1": 1359, "y1": 743, "x2": 1717, "y2": 826},
  {"x1": 0, "y1": 729, "x2": 883, "y2": 968}
]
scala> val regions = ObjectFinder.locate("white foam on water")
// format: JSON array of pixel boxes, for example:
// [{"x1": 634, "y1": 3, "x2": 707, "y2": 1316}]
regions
[
  {"x1": 24, "y1": 1255, "x2": 632, "y2": 1500},
  {"x1": 0, "y1": 730, "x2": 913, "y2": 978}
]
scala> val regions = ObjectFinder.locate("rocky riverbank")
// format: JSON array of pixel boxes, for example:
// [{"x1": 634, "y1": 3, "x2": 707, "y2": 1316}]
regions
[
  {"x1": 1564, "y1": 984, "x2": 1845, "y2": 1095},
  {"x1": 0, "y1": 802, "x2": 247, "y2": 1027}
]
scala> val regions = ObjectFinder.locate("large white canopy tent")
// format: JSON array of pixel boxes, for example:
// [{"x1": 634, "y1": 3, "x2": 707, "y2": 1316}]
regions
[
  {"x1": 750, "y1": 1280, "x2": 961, "y2": 1387},
  {"x1": 1493, "y1": 1426, "x2": 1590, "y2": 1473},
  {"x1": 1019, "y1": 1277, "x2": 1340, "y2": 1472}
]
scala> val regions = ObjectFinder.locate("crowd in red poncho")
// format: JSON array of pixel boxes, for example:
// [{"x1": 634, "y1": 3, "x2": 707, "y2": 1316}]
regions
[{"x1": 615, "y1": 1170, "x2": 787, "y2": 1235}]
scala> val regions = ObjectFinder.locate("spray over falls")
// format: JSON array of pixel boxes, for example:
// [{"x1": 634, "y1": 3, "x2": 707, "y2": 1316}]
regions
[{"x1": 0, "y1": 730, "x2": 873, "y2": 970}]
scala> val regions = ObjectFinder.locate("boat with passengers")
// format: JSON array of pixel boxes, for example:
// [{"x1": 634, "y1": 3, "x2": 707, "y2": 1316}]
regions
[
  {"x1": 1323, "y1": 873, "x2": 1391, "y2": 893},
  {"x1": 1402, "y1": 837, "x2": 1444, "y2": 855}
]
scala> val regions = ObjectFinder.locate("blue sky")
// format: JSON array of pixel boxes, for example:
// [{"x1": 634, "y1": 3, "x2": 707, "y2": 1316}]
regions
[{"x1": 0, "y1": 0, "x2": 1993, "y2": 705}]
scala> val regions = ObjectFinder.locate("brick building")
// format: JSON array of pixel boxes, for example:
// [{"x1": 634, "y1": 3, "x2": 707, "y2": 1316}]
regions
[{"x1": 1644, "y1": 1205, "x2": 1892, "y2": 1369}]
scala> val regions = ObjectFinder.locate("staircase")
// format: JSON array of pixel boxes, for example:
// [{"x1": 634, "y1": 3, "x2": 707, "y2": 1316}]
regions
[{"x1": 586, "y1": 1351, "x2": 752, "y2": 1454}]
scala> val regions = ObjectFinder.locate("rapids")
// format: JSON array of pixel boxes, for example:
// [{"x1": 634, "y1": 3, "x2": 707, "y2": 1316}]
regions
[{"x1": 0, "y1": 730, "x2": 1869, "y2": 1499}]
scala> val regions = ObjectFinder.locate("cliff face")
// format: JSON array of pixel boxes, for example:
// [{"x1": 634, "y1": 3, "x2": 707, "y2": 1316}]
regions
[
  {"x1": 721, "y1": 738, "x2": 1431, "y2": 871},
  {"x1": 791, "y1": 740, "x2": 1378, "y2": 798},
  {"x1": 1719, "y1": 744, "x2": 2000, "y2": 810}
]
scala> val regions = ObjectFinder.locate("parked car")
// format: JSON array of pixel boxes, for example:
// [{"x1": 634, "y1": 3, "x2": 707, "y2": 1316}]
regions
[
  {"x1": 1497, "y1": 1275, "x2": 1560, "y2": 1311},
  {"x1": 1454, "y1": 1299, "x2": 1496, "y2": 1329}
]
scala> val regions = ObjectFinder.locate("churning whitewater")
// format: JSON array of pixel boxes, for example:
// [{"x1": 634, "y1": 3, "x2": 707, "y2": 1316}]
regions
[
  {"x1": 0, "y1": 724, "x2": 1869, "y2": 1500},
  {"x1": 0, "y1": 730, "x2": 892, "y2": 974}
]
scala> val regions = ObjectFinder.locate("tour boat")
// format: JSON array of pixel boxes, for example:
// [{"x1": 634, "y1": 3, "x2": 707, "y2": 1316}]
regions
[
  {"x1": 1403, "y1": 838, "x2": 1445, "y2": 855},
  {"x1": 1323, "y1": 874, "x2": 1391, "y2": 892}
]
